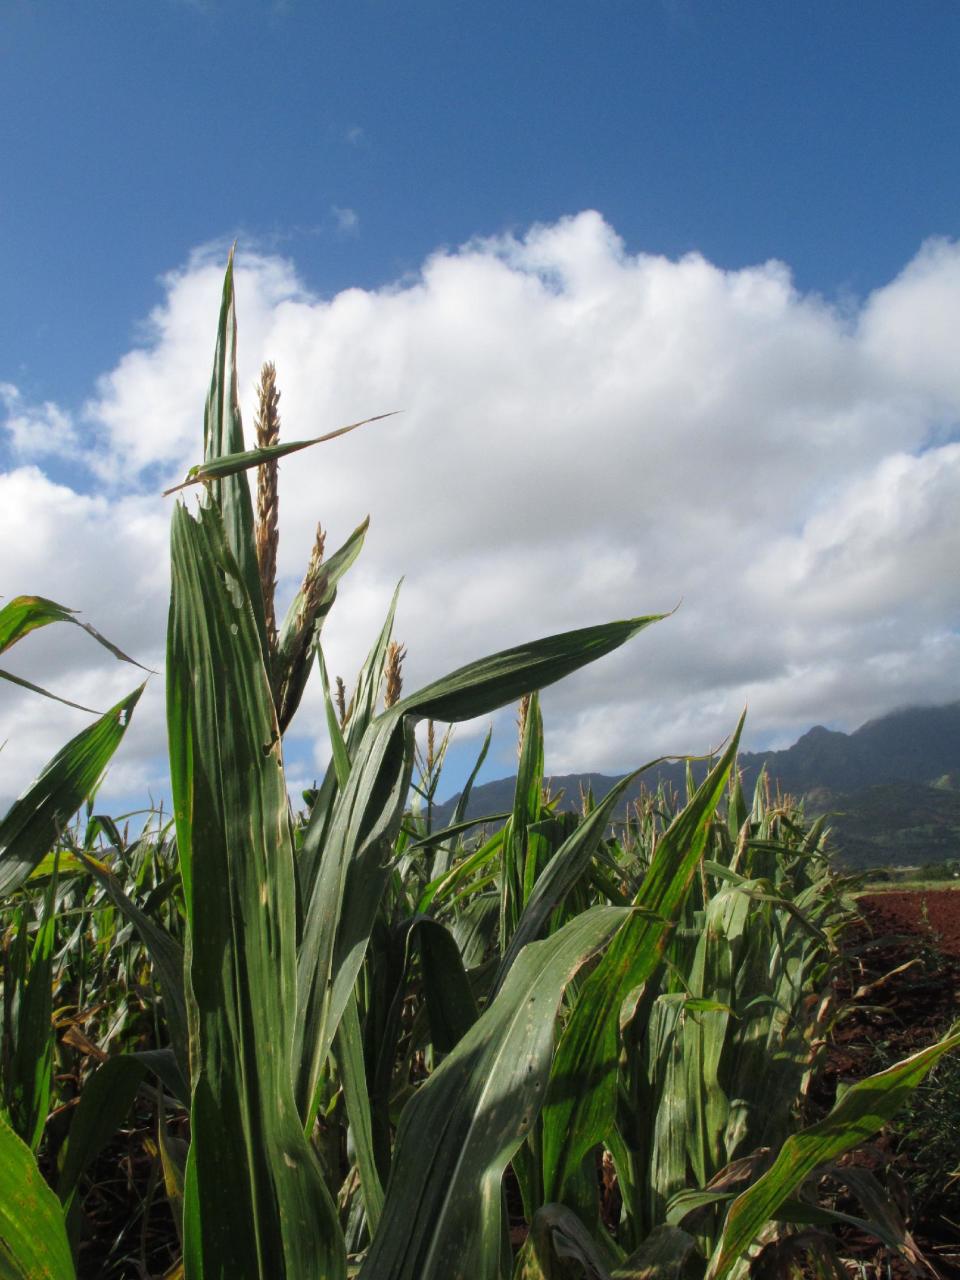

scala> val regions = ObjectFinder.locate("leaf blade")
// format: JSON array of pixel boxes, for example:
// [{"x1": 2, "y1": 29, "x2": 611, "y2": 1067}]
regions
[
  {"x1": 167, "y1": 502, "x2": 344, "y2": 1280},
  {"x1": 0, "y1": 685, "x2": 144, "y2": 897},
  {"x1": 294, "y1": 613, "x2": 665, "y2": 1124},
  {"x1": 358, "y1": 907, "x2": 628, "y2": 1280},
  {"x1": 0, "y1": 1109, "x2": 75, "y2": 1280},
  {"x1": 163, "y1": 414, "x2": 397, "y2": 495},
  {"x1": 541, "y1": 716, "x2": 744, "y2": 1207},
  {"x1": 707, "y1": 1029, "x2": 960, "y2": 1280}
]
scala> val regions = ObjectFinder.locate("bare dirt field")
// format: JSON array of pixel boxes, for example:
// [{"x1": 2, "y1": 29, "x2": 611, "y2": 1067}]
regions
[
  {"x1": 813, "y1": 890, "x2": 960, "y2": 1276},
  {"x1": 858, "y1": 887, "x2": 960, "y2": 958}
]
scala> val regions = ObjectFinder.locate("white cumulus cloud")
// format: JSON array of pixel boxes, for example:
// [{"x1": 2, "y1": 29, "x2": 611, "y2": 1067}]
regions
[
  {"x1": 1, "y1": 384, "x2": 79, "y2": 458},
  {"x1": 2, "y1": 211, "x2": 960, "y2": 810}
]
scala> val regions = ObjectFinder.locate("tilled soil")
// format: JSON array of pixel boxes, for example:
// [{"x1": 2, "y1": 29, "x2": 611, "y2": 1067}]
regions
[
  {"x1": 815, "y1": 891, "x2": 960, "y2": 1278},
  {"x1": 858, "y1": 887, "x2": 960, "y2": 958}
]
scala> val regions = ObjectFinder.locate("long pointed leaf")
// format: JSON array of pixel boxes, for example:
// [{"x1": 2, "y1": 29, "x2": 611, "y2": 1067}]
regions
[
  {"x1": 429, "y1": 726, "x2": 493, "y2": 881},
  {"x1": 0, "y1": 1110, "x2": 74, "y2": 1280},
  {"x1": 414, "y1": 916, "x2": 480, "y2": 1054},
  {"x1": 0, "y1": 685, "x2": 144, "y2": 897},
  {"x1": 163, "y1": 414, "x2": 397, "y2": 494},
  {"x1": 541, "y1": 715, "x2": 744, "y2": 1207},
  {"x1": 198, "y1": 248, "x2": 267, "y2": 655},
  {"x1": 417, "y1": 824, "x2": 509, "y2": 914},
  {"x1": 707, "y1": 1028, "x2": 960, "y2": 1280},
  {"x1": 295, "y1": 580, "x2": 398, "y2": 906},
  {"x1": 317, "y1": 647, "x2": 351, "y2": 786},
  {"x1": 275, "y1": 517, "x2": 371, "y2": 733},
  {"x1": 168, "y1": 502, "x2": 344, "y2": 1280},
  {"x1": 7, "y1": 857, "x2": 58, "y2": 1150},
  {"x1": 294, "y1": 613, "x2": 663, "y2": 1124},
  {"x1": 395, "y1": 614, "x2": 666, "y2": 724},
  {"x1": 493, "y1": 756, "x2": 676, "y2": 995},
  {"x1": 518, "y1": 1202, "x2": 615, "y2": 1279},
  {"x1": 0, "y1": 667, "x2": 100, "y2": 715},
  {"x1": 358, "y1": 906, "x2": 628, "y2": 1280},
  {"x1": 516, "y1": 691, "x2": 546, "y2": 912},
  {"x1": 77, "y1": 853, "x2": 189, "y2": 1091},
  {"x1": 614, "y1": 1224, "x2": 701, "y2": 1279},
  {"x1": 57, "y1": 1054, "x2": 148, "y2": 1210},
  {"x1": 334, "y1": 994, "x2": 385, "y2": 1233},
  {"x1": 0, "y1": 593, "x2": 148, "y2": 670}
]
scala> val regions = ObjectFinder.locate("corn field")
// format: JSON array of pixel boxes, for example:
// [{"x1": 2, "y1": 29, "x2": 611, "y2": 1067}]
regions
[{"x1": 1, "y1": 255, "x2": 957, "y2": 1280}]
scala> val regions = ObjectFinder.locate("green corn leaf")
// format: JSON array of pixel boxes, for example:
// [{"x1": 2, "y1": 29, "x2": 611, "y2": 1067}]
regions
[
  {"x1": 0, "y1": 594, "x2": 86, "y2": 653},
  {"x1": 416, "y1": 823, "x2": 508, "y2": 914},
  {"x1": 167, "y1": 502, "x2": 344, "y2": 1280},
  {"x1": 726, "y1": 769, "x2": 747, "y2": 844},
  {"x1": 294, "y1": 613, "x2": 663, "y2": 1125},
  {"x1": 295, "y1": 579, "x2": 397, "y2": 905},
  {"x1": 517, "y1": 691, "x2": 546, "y2": 912},
  {"x1": 294, "y1": 703, "x2": 415, "y2": 1123},
  {"x1": 163, "y1": 414, "x2": 396, "y2": 495},
  {"x1": 451, "y1": 727, "x2": 492, "y2": 829},
  {"x1": 613, "y1": 1225, "x2": 702, "y2": 1279},
  {"x1": 25, "y1": 850, "x2": 88, "y2": 880},
  {"x1": 275, "y1": 517, "x2": 370, "y2": 733},
  {"x1": 56, "y1": 1054, "x2": 148, "y2": 1210},
  {"x1": 7, "y1": 857, "x2": 59, "y2": 1150},
  {"x1": 429, "y1": 725, "x2": 493, "y2": 881},
  {"x1": 333, "y1": 579, "x2": 400, "y2": 750},
  {"x1": 317, "y1": 647, "x2": 351, "y2": 788},
  {"x1": 682, "y1": 885, "x2": 753, "y2": 1190},
  {"x1": 496, "y1": 690, "x2": 545, "y2": 965},
  {"x1": 413, "y1": 916, "x2": 480, "y2": 1054},
  {"x1": 801, "y1": 813, "x2": 829, "y2": 854},
  {"x1": 768, "y1": 1196, "x2": 913, "y2": 1259},
  {"x1": 643, "y1": 994, "x2": 689, "y2": 1238},
  {"x1": 358, "y1": 906, "x2": 628, "y2": 1280},
  {"x1": 196, "y1": 248, "x2": 267, "y2": 657},
  {"x1": 493, "y1": 758, "x2": 675, "y2": 995},
  {"x1": 541, "y1": 716, "x2": 744, "y2": 1208},
  {"x1": 77, "y1": 853, "x2": 189, "y2": 1093},
  {"x1": 0, "y1": 684, "x2": 144, "y2": 897},
  {"x1": 157, "y1": 1097, "x2": 188, "y2": 1251},
  {"x1": 0, "y1": 1108, "x2": 75, "y2": 1280},
  {"x1": 394, "y1": 614, "x2": 666, "y2": 725},
  {"x1": 0, "y1": 667, "x2": 100, "y2": 715},
  {"x1": 449, "y1": 892, "x2": 500, "y2": 969},
  {"x1": 0, "y1": 594, "x2": 147, "y2": 669},
  {"x1": 666, "y1": 1187, "x2": 736, "y2": 1229},
  {"x1": 516, "y1": 1211, "x2": 701, "y2": 1280},
  {"x1": 775, "y1": 1164, "x2": 924, "y2": 1265},
  {"x1": 405, "y1": 809, "x2": 509, "y2": 858},
  {"x1": 707, "y1": 1028, "x2": 960, "y2": 1280},
  {"x1": 334, "y1": 993, "x2": 385, "y2": 1233},
  {"x1": 360, "y1": 916, "x2": 421, "y2": 1188},
  {"x1": 517, "y1": 1202, "x2": 615, "y2": 1279}
]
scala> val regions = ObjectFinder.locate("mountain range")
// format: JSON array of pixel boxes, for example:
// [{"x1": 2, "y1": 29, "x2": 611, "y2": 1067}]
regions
[{"x1": 432, "y1": 702, "x2": 960, "y2": 869}]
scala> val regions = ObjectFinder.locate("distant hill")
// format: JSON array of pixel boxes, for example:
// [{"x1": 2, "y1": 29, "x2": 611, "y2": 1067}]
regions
[
  {"x1": 824, "y1": 781, "x2": 960, "y2": 869},
  {"x1": 432, "y1": 702, "x2": 960, "y2": 869}
]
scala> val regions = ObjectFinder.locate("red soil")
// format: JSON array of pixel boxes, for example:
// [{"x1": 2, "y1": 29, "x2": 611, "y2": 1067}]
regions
[
  {"x1": 818, "y1": 890, "x2": 960, "y2": 1276},
  {"x1": 858, "y1": 887, "x2": 960, "y2": 958}
]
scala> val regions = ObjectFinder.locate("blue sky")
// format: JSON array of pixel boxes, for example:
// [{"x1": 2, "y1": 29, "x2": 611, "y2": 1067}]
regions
[
  {"x1": 2, "y1": 2, "x2": 960, "y2": 808},
  {"x1": 5, "y1": 2, "x2": 959, "y2": 405}
]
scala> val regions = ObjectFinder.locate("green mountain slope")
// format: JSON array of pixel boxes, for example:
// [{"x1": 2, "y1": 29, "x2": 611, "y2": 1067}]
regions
[{"x1": 817, "y1": 781, "x2": 960, "y2": 870}]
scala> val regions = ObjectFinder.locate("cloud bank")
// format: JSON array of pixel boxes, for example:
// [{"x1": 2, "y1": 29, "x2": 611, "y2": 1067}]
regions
[{"x1": 2, "y1": 213, "x2": 959, "y2": 807}]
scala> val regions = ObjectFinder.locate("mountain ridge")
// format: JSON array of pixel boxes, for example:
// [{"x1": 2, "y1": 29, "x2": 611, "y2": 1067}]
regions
[{"x1": 432, "y1": 701, "x2": 960, "y2": 869}]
